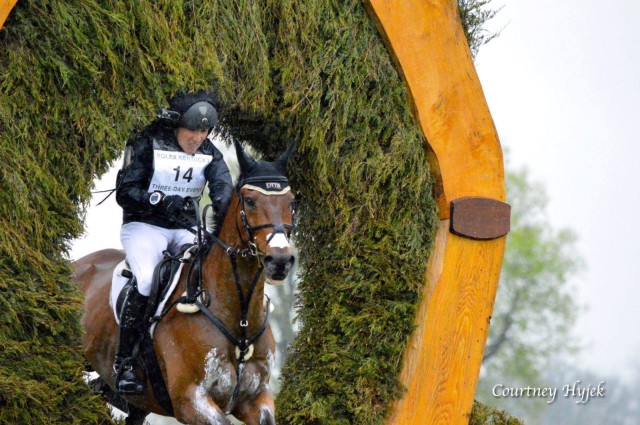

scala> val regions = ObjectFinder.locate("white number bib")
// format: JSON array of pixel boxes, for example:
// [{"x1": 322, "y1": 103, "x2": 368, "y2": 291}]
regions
[{"x1": 148, "y1": 149, "x2": 213, "y2": 197}]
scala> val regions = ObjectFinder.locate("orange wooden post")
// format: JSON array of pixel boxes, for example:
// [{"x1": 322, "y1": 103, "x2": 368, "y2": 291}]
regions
[
  {"x1": 0, "y1": 0, "x2": 18, "y2": 31},
  {"x1": 363, "y1": 1, "x2": 509, "y2": 424}
]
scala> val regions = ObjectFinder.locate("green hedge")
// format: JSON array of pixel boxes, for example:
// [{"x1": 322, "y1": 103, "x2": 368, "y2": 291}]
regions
[
  {"x1": 0, "y1": 1, "x2": 516, "y2": 424},
  {"x1": 470, "y1": 402, "x2": 524, "y2": 425}
]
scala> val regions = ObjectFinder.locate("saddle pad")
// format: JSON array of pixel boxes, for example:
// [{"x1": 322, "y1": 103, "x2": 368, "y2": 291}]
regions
[
  {"x1": 110, "y1": 246, "x2": 197, "y2": 328},
  {"x1": 149, "y1": 259, "x2": 189, "y2": 338},
  {"x1": 110, "y1": 261, "x2": 130, "y2": 325}
]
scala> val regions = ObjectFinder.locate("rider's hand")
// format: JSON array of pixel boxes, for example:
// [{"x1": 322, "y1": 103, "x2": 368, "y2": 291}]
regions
[
  {"x1": 162, "y1": 195, "x2": 188, "y2": 217},
  {"x1": 180, "y1": 197, "x2": 196, "y2": 224}
]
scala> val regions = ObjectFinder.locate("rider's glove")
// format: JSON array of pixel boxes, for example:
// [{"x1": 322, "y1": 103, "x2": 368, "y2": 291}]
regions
[
  {"x1": 181, "y1": 197, "x2": 197, "y2": 216},
  {"x1": 162, "y1": 195, "x2": 188, "y2": 217}
]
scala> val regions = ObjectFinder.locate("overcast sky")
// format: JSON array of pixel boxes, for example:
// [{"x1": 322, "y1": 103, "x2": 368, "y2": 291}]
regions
[
  {"x1": 71, "y1": 0, "x2": 640, "y2": 418},
  {"x1": 474, "y1": 0, "x2": 640, "y2": 382}
]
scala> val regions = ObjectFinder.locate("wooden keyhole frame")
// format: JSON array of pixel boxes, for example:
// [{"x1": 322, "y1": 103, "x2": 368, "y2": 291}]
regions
[{"x1": 363, "y1": 1, "x2": 509, "y2": 424}]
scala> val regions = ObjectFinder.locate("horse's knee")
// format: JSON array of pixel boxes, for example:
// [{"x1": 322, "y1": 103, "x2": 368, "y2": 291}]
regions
[
  {"x1": 175, "y1": 385, "x2": 231, "y2": 425},
  {"x1": 234, "y1": 399, "x2": 275, "y2": 425},
  {"x1": 258, "y1": 404, "x2": 276, "y2": 425}
]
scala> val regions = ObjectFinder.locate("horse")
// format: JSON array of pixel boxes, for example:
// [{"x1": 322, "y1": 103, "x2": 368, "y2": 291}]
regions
[{"x1": 73, "y1": 141, "x2": 296, "y2": 425}]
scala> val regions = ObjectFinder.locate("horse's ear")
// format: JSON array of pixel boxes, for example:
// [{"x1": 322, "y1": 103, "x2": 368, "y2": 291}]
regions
[
  {"x1": 274, "y1": 142, "x2": 296, "y2": 175},
  {"x1": 234, "y1": 140, "x2": 257, "y2": 174}
]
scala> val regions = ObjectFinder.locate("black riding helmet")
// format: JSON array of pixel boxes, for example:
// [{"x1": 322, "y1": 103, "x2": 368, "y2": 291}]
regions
[
  {"x1": 159, "y1": 91, "x2": 220, "y2": 130},
  {"x1": 178, "y1": 101, "x2": 218, "y2": 130}
]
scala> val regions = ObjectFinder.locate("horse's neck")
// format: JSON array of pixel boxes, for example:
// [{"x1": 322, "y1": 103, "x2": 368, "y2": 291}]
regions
[{"x1": 202, "y1": 197, "x2": 265, "y2": 327}]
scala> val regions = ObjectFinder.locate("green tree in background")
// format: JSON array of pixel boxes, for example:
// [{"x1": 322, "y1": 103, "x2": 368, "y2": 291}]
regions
[{"x1": 477, "y1": 166, "x2": 583, "y2": 396}]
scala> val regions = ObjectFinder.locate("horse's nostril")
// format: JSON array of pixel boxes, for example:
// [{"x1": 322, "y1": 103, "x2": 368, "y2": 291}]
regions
[{"x1": 263, "y1": 253, "x2": 294, "y2": 270}]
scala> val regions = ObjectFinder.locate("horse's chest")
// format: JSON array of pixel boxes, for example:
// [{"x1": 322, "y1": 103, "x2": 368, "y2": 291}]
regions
[
  {"x1": 201, "y1": 348, "x2": 271, "y2": 404},
  {"x1": 201, "y1": 349, "x2": 235, "y2": 399},
  {"x1": 237, "y1": 364, "x2": 267, "y2": 398}
]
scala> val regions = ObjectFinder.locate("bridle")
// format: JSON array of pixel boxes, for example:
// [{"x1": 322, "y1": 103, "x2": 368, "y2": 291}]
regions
[{"x1": 235, "y1": 175, "x2": 295, "y2": 256}]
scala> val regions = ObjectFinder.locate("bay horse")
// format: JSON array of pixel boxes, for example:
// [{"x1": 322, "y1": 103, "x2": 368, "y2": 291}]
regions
[{"x1": 73, "y1": 141, "x2": 296, "y2": 425}]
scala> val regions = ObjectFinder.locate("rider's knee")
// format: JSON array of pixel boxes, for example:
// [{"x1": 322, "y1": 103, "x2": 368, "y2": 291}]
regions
[
  {"x1": 135, "y1": 271, "x2": 154, "y2": 297},
  {"x1": 136, "y1": 283, "x2": 152, "y2": 297}
]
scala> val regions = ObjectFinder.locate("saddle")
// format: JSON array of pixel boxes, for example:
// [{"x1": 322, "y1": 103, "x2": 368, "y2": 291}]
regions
[{"x1": 110, "y1": 244, "x2": 199, "y2": 324}]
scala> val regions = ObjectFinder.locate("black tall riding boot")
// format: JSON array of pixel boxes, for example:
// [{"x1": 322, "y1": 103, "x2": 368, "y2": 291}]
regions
[{"x1": 114, "y1": 284, "x2": 148, "y2": 395}]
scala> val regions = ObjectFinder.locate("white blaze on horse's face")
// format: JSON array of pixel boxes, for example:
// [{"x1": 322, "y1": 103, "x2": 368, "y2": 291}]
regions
[{"x1": 266, "y1": 232, "x2": 290, "y2": 249}]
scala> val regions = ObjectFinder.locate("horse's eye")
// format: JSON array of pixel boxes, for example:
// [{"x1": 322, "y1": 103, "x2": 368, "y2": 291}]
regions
[{"x1": 245, "y1": 197, "x2": 256, "y2": 209}]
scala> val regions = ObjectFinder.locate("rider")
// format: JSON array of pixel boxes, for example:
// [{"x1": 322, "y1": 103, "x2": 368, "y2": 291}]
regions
[{"x1": 114, "y1": 91, "x2": 233, "y2": 394}]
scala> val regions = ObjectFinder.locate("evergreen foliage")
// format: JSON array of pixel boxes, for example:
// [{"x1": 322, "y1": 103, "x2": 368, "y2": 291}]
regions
[
  {"x1": 0, "y1": 0, "x2": 513, "y2": 423},
  {"x1": 469, "y1": 401, "x2": 525, "y2": 425},
  {"x1": 268, "y1": 0, "x2": 438, "y2": 420},
  {"x1": 458, "y1": 0, "x2": 502, "y2": 57}
]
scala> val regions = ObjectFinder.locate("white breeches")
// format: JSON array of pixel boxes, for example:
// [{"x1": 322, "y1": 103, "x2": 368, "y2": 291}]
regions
[{"x1": 120, "y1": 222, "x2": 196, "y2": 296}]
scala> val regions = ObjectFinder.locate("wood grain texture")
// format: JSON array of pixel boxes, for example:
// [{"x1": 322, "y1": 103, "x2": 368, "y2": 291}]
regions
[
  {"x1": 363, "y1": 1, "x2": 508, "y2": 424},
  {"x1": 0, "y1": 0, "x2": 18, "y2": 31}
]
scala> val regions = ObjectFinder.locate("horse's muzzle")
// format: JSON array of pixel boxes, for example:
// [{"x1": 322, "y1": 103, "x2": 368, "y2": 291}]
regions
[{"x1": 262, "y1": 252, "x2": 295, "y2": 282}]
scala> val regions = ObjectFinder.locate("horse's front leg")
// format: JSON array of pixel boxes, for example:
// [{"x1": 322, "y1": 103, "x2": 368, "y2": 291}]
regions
[
  {"x1": 174, "y1": 384, "x2": 233, "y2": 425},
  {"x1": 232, "y1": 390, "x2": 276, "y2": 425}
]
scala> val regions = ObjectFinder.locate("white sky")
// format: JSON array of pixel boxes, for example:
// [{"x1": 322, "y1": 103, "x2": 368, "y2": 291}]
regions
[
  {"x1": 474, "y1": 0, "x2": 640, "y2": 380},
  {"x1": 72, "y1": 0, "x2": 640, "y2": 414}
]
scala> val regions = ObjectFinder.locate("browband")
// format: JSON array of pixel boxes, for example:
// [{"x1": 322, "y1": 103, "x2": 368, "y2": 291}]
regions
[
  {"x1": 239, "y1": 176, "x2": 290, "y2": 196},
  {"x1": 242, "y1": 184, "x2": 291, "y2": 196}
]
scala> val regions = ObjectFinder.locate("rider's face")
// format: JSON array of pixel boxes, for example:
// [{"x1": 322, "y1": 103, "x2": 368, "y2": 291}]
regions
[{"x1": 176, "y1": 127, "x2": 209, "y2": 155}]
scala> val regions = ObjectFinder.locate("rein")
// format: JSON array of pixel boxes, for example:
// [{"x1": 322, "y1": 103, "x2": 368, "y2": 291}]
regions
[{"x1": 197, "y1": 177, "x2": 293, "y2": 357}]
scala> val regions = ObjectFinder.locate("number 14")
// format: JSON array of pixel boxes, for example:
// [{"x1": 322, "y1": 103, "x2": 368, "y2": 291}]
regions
[{"x1": 173, "y1": 166, "x2": 194, "y2": 183}]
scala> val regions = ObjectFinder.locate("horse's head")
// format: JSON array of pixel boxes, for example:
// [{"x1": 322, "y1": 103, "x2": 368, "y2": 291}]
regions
[{"x1": 233, "y1": 141, "x2": 296, "y2": 283}]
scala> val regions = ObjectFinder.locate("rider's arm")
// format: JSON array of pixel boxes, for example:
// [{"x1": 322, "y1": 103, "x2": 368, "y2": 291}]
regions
[
  {"x1": 204, "y1": 144, "x2": 233, "y2": 235},
  {"x1": 115, "y1": 135, "x2": 154, "y2": 210}
]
